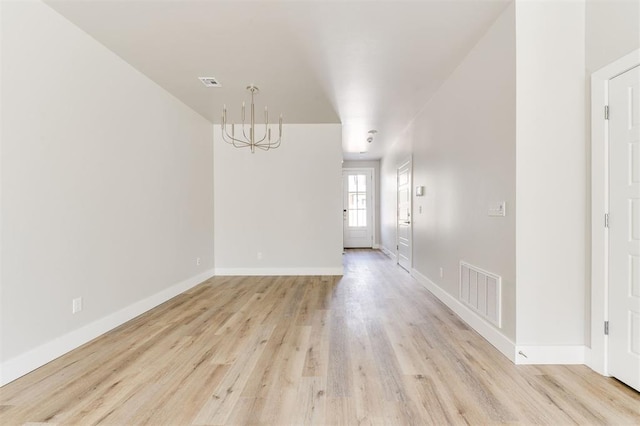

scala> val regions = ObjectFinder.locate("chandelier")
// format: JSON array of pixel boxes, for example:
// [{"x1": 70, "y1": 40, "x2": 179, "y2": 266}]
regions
[{"x1": 221, "y1": 85, "x2": 283, "y2": 153}]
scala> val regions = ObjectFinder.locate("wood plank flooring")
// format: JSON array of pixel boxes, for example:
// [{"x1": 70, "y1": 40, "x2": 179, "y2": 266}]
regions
[{"x1": 1, "y1": 249, "x2": 639, "y2": 425}]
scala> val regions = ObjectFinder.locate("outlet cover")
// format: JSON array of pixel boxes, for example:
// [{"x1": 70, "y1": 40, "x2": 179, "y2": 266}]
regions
[{"x1": 72, "y1": 297, "x2": 82, "y2": 314}]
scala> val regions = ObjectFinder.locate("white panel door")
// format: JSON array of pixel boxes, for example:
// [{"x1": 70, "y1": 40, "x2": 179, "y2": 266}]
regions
[
  {"x1": 397, "y1": 161, "x2": 411, "y2": 271},
  {"x1": 343, "y1": 170, "x2": 373, "y2": 248},
  {"x1": 609, "y1": 65, "x2": 640, "y2": 392}
]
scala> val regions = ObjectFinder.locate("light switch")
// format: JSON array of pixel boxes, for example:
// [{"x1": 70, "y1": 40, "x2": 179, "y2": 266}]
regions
[{"x1": 488, "y1": 201, "x2": 506, "y2": 217}]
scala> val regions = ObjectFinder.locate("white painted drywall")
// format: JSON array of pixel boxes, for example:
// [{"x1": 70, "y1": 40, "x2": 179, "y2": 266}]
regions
[
  {"x1": 380, "y1": 4, "x2": 516, "y2": 341},
  {"x1": 342, "y1": 160, "x2": 381, "y2": 248},
  {"x1": 1, "y1": 0, "x2": 214, "y2": 371},
  {"x1": 515, "y1": 0, "x2": 586, "y2": 346},
  {"x1": 586, "y1": 0, "x2": 640, "y2": 73},
  {"x1": 213, "y1": 124, "x2": 343, "y2": 275}
]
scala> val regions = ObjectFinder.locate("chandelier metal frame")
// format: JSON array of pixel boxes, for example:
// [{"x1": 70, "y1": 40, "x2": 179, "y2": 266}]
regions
[{"x1": 221, "y1": 85, "x2": 283, "y2": 153}]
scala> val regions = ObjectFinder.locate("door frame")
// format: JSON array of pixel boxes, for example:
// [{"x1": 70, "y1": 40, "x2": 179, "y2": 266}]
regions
[
  {"x1": 342, "y1": 167, "x2": 376, "y2": 248},
  {"x1": 396, "y1": 158, "x2": 412, "y2": 268},
  {"x1": 590, "y1": 48, "x2": 640, "y2": 376}
]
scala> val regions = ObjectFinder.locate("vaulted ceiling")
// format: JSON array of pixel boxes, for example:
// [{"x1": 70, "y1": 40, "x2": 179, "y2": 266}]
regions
[{"x1": 45, "y1": 0, "x2": 511, "y2": 160}]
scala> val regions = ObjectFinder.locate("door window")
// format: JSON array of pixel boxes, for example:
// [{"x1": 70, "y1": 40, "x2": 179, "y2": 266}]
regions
[{"x1": 347, "y1": 174, "x2": 367, "y2": 227}]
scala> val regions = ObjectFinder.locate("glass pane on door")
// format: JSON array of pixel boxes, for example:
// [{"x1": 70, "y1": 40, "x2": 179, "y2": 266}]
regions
[
  {"x1": 357, "y1": 175, "x2": 367, "y2": 191},
  {"x1": 348, "y1": 175, "x2": 358, "y2": 192},
  {"x1": 348, "y1": 210, "x2": 358, "y2": 227},
  {"x1": 346, "y1": 173, "x2": 367, "y2": 228}
]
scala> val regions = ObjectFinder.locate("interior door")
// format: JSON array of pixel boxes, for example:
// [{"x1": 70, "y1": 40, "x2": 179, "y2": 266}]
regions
[
  {"x1": 397, "y1": 161, "x2": 411, "y2": 271},
  {"x1": 608, "y1": 65, "x2": 640, "y2": 392},
  {"x1": 343, "y1": 170, "x2": 373, "y2": 248}
]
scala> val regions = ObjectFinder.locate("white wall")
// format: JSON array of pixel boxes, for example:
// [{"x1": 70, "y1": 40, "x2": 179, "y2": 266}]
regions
[
  {"x1": 0, "y1": 1, "x2": 214, "y2": 383},
  {"x1": 213, "y1": 124, "x2": 343, "y2": 275},
  {"x1": 515, "y1": 0, "x2": 586, "y2": 348},
  {"x1": 381, "y1": 4, "x2": 516, "y2": 341},
  {"x1": 342, "y1": 160, "x2": 381, "y2": 248},
  {"x1": 586, "y1": 0, "x2": 640, "y2": 73}
]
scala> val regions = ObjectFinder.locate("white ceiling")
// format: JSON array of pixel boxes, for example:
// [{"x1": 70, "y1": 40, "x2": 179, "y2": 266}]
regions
[{"x1": 45, "y1": 0, "x2": 511, "y2": 160}]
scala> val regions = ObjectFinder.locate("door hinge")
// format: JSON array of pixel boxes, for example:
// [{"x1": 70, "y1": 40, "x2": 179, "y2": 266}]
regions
[
  {"x1": 604, "y1": 321, "x2": 609, "y2": 335},
  {"x1": 605, "y1": 213, "x2": 609, "y2": 228},
  {"x1": 604, "y1": 105, "x2": 609, "y2": 120}
]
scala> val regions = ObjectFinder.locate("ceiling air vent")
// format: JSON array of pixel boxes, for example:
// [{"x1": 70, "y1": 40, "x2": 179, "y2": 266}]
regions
[{"x1": 198, "y1": 77, "x2": 222, "y2": 87}]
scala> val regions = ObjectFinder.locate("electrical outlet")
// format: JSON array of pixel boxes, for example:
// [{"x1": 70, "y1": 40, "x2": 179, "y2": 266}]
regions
[
  {"x1": 72, "y1": 297, "x2": 82, "y2": 314},
  {"x1": 196, "y1": 257, "x2": 201, "y2": 266},
  {"x1": 257, "y1": 252, "x2": 263, "y2": 260},
  {"x1": 439, "y1": 267, "x2": 444, "y2": 278}
]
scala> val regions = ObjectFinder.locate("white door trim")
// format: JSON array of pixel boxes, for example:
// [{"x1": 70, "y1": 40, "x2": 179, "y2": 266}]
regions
[
  {"x1": 342, "y1": 167, "x2": 376, "y2": 248},
  {"x1": 589, "y1": 48, "x2": 640, "y2": 376}
]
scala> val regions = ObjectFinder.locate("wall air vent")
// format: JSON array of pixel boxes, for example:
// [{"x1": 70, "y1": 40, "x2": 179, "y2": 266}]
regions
[
  {"x1": 460, "y1": 262, "x2": 502, "y2": 328},
  {"x1": 198, "y1": 77, "x2": 222, "y2": 87}
]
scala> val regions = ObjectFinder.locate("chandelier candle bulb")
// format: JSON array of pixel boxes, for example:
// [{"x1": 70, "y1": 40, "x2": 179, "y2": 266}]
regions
[{"x1": 221, "y1": 85, "x2": 283, "y2": 153}]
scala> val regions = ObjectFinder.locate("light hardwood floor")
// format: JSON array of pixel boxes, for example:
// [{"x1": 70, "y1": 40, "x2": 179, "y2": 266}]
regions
[{"x1": 1, "y1": 250, "x2": 639, "y2": 425}]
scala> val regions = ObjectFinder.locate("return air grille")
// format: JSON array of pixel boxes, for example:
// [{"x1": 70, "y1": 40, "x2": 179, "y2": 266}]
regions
[
  {"x1": 459, "y1": 262, "x2": 502, "y2": 328},
  {"x1": 198, "y1": 77, "x2": 222, "y2": 87}
]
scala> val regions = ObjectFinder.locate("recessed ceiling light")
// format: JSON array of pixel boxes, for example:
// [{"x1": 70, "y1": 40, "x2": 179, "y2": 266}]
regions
[{"x1": 198, "y1": 77, "x2": 222, "y2": 87}]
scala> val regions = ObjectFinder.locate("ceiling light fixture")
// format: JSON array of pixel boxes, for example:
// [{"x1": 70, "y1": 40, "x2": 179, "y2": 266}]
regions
[
  {"x1": 221, "y1": 85, "x2": 283, "y2": 154},
  {"x1": 367, "y1": 129, "x2": 377, "y2": 143}
]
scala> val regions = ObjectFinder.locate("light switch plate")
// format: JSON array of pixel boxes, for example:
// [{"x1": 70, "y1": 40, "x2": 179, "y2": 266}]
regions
[{"x1": 488, "y1": 201, "x2": 506, "y2": 217}]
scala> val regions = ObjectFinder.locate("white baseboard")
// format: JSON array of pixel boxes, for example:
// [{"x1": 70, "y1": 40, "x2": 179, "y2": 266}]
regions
[
  {"x1": 372, "y1": 243, "x2": 380, "y2": 249},
  {"x1": 213, "y1": 267, "x2": 344, "y2": 276},
  {"x1": 380, "y1": 246, "x2": 396, "y2": 261},
  {"x1": 411, "y1": 268, "x2": 516, "y2": 362},
  {"x1": 0, "y1": 269, "x2": 215, "y2": 386},
  {"x1": 411, "y1": 268, "x2": 589, "y2": 366},
  {"x1": 584, "y1": 346, "x2": 609, "y2": 376},
  {"x1": 515, "y1": 345, "x2": 586, "y2": 365}
]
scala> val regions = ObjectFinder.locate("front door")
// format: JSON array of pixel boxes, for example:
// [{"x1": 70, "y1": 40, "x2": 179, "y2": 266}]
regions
[
  {"x1": 343, "y1": 170, "x2": 373, "y2": 248},
  {"x1": 608, "y1": 64, "x2": 640, "y2": 391},
  {"x1": 397, "y1": 160, "x2": 411, "y2": 271}
]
